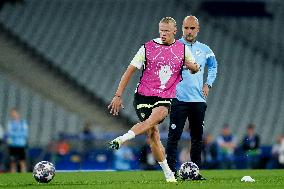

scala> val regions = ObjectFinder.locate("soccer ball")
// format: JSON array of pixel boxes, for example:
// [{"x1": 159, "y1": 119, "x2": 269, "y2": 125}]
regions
[
  {"x1": 33, "y1": 161, "x2": 55, "y2": 183},
  {"x1": 179, "y1": 161, "x2": 199, "y2": 180}
]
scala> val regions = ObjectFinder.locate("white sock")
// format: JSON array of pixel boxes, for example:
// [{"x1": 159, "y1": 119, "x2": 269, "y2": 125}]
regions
[
  {"x1": 120, "y1": 130, "x2": 135, "y2": 143},
  {"x1": 158, "y1": 159, "x2": 172, "y2": 174}
]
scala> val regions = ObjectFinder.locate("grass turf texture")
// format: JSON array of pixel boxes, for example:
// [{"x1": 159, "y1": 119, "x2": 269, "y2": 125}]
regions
[{"x1": 0, "y1": 170, "x2": 283, "y2": 189}]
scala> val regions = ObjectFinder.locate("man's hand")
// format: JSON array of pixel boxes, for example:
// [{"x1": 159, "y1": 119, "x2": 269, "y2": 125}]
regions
[
  {"x1": 190, "y1": 63, "x2": 200, "y2": 74},
  {"x1": 108, "y1": 96, "x2": 124, "y2": 116},
  {"x1": 185, "y1": 61, "x2": 200, "y2": 74},
  {"x1": 202, "y1": 84, "x2": 210, "y2": 98},
  {"x1": 107, "y1": 65, "x2": 136, "y2": 116}
]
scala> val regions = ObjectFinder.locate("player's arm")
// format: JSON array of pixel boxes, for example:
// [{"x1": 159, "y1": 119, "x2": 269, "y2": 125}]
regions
[
  {"x1": 108, "y1": 46, "x2": 145, "y2": 116},
  {"x1": 108, "y1": 65, "x2": 137, "y2": 116},
  {"x1": 184, "y1": 46, "x2": 200, "y2": 74}
]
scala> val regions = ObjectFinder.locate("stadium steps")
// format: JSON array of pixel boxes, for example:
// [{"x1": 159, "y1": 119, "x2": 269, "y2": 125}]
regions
[
  {"x1": 194, "y1": 14, "x2": 284, "y2": 144},
  {"x1": 1, "y1": 0, "x2": 284, "y2": 144},
  {"x1": 0, "y1": 0, "x2": 193, "y2": 122},
  {"x1": 205, "y1": 1, "x2": 284, "y2": 66},
  {"x1": 0, "y1": 73, "x2": 83, "y2": 147},
  {"x1": 0, "y1": 27, "x2": 129, "y2": 133}
]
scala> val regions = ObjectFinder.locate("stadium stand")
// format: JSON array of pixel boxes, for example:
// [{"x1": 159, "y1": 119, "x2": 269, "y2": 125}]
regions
[
  {"x1": 0, "y1": 0, "x2": 283, "y2": 147},
  {"x1": 0, "y1": 74, "x2": 83, "y2": 147},
  {"x1": 208, "y1": 0, "x2": 284, "y2": 65}
]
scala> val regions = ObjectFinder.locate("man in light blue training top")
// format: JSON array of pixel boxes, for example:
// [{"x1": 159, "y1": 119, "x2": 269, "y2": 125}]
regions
[
  {"x1": 166, "y1": 15, "x2": 218, "y2": 180},
  {"x1": 6, "y1": 108, "x2": 28, "y2": 172}
]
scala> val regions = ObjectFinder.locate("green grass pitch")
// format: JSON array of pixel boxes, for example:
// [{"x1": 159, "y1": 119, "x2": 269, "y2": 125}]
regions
[{"x1": 0, "y1": 170, "x2": 283, "y2": 189}]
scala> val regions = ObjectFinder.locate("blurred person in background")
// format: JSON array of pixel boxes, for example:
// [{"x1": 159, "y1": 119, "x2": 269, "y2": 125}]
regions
[
  {"x1": 113, "y1": 141, "x2": 135, "y2": 171},
  {"x1": 6, "y1": 108, "x2": 28, "y2": 172},
  {"x1": 202, "y1": 134, "x2": 220, "y2": 169},
  {"x1": 268, "y1": 135, "x2": 284, "y2": 169},
  {"x1": 108, "y1": 17, "x2": 199, "y2": 182},
  {"x1": 0, "y1": 124, "x2": 3, "y2": 144},
  {"x1": 0, "y1": 124, "x2": 5, "y2": 171},
  {"x1": 241, "y1": 123, "x2": 260, "y2": 169},
  {"x1": 277, "y1": 135, "x2": 284, "y2": 168},
  {"x1": 216, "y1": 124, "x2": 236, "y2": 169},
  {"x1": 56, "y1": 133, "x2": 70, "y2": 157},
  {"x1": 81, "y1": 121, "x2": 94, "y2": 154},
  {"x1": 166, "y1": 15, "x2": 218, "y2": 180}
]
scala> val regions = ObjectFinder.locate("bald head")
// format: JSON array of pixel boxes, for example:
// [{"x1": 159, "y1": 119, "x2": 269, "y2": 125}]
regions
[
  {"x1": 182, "y1": 15, "x2": 200, "y2": 43},
  {"x1": 183, "y1": 16, "x2": 199, "y2": 26}
]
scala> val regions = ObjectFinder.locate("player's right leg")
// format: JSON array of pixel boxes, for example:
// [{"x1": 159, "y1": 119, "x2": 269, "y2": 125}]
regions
[
  {"x1": 131, "y1": 106, "x2": 168, "y2": 136},
  {"x1": 109, "y1": 106, "x2": 168, "y2": 150}
]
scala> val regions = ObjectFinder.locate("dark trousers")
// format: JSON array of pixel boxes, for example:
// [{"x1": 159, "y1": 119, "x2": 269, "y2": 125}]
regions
[{"x1": 166, "y1": 99, "x2": 207, "y2": 173}]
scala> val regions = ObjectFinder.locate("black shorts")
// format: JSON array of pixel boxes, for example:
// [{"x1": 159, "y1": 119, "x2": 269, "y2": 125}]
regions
[
  {"x1": 133, "y1": 93, "x2": 172, "y2": 122},
  {"x1": 8, "y1": 147, "x2": 26, "y2": 161}
]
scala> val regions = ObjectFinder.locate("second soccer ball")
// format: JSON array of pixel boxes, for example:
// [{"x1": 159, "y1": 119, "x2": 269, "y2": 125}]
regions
[{"x1": 179, "y1": 161, "x2": 199, "y2": 180}]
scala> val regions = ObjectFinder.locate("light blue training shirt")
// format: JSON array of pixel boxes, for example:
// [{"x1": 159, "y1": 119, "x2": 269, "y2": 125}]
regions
[
  {"x1": 7, "y1": 119, "x2": 28, "y2": 147},
  {"x1": 176, "y1": 37, "x2": 218, "y2": 102}
]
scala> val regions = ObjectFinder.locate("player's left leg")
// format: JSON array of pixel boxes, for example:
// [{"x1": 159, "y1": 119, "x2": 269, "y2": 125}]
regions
[
  {"x1": 146, "y1": 125, "x2": 165, "y2": 162},
  {"x1": 147, "y1": 125, "x2": 176, "y2": 182}
]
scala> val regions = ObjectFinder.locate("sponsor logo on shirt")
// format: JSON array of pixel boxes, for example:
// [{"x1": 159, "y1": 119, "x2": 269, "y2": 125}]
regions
[{"x1": 196, "y1": 49, "x2": 202, "y2": 56}]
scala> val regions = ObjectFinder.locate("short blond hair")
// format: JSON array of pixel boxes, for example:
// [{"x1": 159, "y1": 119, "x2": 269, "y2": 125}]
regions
[{"x1": 159, "y1": 17, "x2": 177, "y2": 27}]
